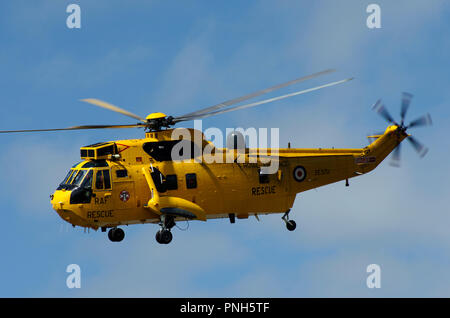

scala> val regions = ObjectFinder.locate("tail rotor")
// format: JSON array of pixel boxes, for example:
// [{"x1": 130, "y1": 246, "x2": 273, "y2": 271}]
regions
[{"x1": 372, "y1": 92, "x2": 432, "y2": 167}]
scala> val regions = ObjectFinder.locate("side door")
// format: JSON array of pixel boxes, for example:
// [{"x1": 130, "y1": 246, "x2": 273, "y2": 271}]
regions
[
  {"x1": 90, "y1": 168, "x2": 114, "y2": 216},
  {"x1": 111, "y1": 167, "x2": 136, "y2": 209}
]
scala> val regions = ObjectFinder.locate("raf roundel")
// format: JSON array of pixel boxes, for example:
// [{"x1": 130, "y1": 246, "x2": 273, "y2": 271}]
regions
[
  {"x1": 293, "y1": 166, "x2": 307, "y2": 182},
  {"x1": 119, "y1": 190, "x2": 130, "y2": 202}
]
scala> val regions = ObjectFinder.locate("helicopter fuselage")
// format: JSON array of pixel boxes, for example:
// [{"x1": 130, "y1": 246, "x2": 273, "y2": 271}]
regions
[{"x1": 50, "y1": 126, "x2": 406, "y2": 230}]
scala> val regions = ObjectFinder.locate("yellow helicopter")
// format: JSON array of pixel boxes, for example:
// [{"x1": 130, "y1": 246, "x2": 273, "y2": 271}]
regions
[{"x1": 0, "y1": 69, "x2": 432, "y2": 244}]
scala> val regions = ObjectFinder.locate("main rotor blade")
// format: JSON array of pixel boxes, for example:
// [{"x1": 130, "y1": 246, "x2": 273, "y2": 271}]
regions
[
  {"x1": 407, "y1": 113, "x2": 432, "y2": 129},
  {"x1": 80, "y1": 99, "x2": 147, "y2": 123},
  {"x1": 389, "y1": 142, "x2": 401, "y2": 167},
  {"x1": 174, "y1": 77, "x2": 353, "y2": 122},
  {"x1": 0, "y1": 124, "x2": 145, "y2": 134},
  {"x1": 372, "y1": 100, "x2": 396, "y2": 124},
  {"x1": 177, "y1": 69, "x2": 336, "y2": 119},
  {"x1": 407, "y1": 135, "x2": 428, "y2": 157},
  {"x1": 400, "y1": 92, "x2": 413, "y2": 125}
]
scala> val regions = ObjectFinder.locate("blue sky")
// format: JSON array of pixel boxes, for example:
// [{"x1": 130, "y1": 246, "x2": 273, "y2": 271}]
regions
[{"x1": 0, "y1": 0, "x2": 449, "y2": 297}]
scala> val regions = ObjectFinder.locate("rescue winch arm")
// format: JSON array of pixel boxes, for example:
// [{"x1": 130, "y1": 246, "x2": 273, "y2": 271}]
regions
[
  {"x1": 142, "y1": 167, "x2": 160, "y2": 208},
  {"x1": 141, "y1": 167, "x2": 207, "y2": 221}
]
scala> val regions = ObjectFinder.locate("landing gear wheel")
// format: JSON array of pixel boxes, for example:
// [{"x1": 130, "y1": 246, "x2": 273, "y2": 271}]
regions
[
  {"x1": 156, "y1": 215, "x2": 175, "y2": 245},
  {"x1": 108, "y1": 229, "x2": 114, "y2": 241},
  {"x1": 155, "y1": 230, "x2": 162, "y2": 244},
  {"x1": 282, "y1": 209, "x2": 297, "y2": 232},
  {"x1": 156, "y1": 229, "x2": 172, "y2": 244},
  {"x1": 286, "y1": 220, "x2": 297, "y2": 231},
  {"x1": 161, "y1": 230, "x2": 173, "y2": 244},
  {"x1": 108, "y1": 227, "x2": 125, "y2": 242}
]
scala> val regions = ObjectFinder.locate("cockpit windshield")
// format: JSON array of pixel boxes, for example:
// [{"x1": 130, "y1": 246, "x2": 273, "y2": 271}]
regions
[
  {"x1": 81, "y1": 170, "x2": 93, "y2": 189},
  {"x1": 57, "y1": 160, "x2": 110, "y2": 191},
  {"x1": 71, "y1": 170, "x2": 87, "y2": 187},
  {"x1": 57, "y1": 168, "x2": 92, "y2": 190},
  {"x1": 61, "y1": 170, "x2": 74, "y2": 185}
]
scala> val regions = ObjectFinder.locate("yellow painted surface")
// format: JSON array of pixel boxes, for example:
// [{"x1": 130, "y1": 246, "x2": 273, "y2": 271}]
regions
[
  {"x1": 145, "y1": 112, "x2": 168, "y2": 121},
  {"x1": 51, "y1": 125, "x2": 407, "y2": 230}
]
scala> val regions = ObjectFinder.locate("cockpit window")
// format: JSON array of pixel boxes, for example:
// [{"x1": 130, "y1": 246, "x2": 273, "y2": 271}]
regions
[
  {"x1": 57, "y1": 169, "x2": 76, "y2": 190},
  {"x1": 69, "y1": 169, "x2": 94, "y2": 204},
  {"x1": 72, "y1": 162, "x2": 82, "y2": 168},
  {"x1": 67, "y1": 170, "x2": 79, "y2": 185},
  {"x1": 81, "y1": 170, "x2": 93, "y2": 189},
  {"x1": 61, "y1": 170, "x2": 74, "y2": 185},
  {"x1": 72, "y1": 170, "x2": 87, "y2": 187},
  {"x1": 57, "y1": 169, "x2": 93, "y2": 190}
]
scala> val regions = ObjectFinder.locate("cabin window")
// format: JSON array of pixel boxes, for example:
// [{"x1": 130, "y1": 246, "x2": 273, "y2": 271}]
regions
[
  {"x1": 95, "y1": 170, "x2": 111, "y2": 190},
  {"x1": 186, "y1": 173, "x2": 197, "y2": 189},
  {"x1": 95, "y1": 171, "x2": 104, "y2": 189},
  {"x1": 116, "y1": 169, "x2": 128, "y2": 178},
  {"x1": 165, "y1": 174, "x2": 178, "y2": 190},
  {"x1": 103, "y1": 170, "x2": 111, "y2": 189}
]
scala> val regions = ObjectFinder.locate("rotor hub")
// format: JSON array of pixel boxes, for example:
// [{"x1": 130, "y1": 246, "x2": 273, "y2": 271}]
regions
[{"x1": 145, "y1": 113, "x2": 175, "y2": 131}]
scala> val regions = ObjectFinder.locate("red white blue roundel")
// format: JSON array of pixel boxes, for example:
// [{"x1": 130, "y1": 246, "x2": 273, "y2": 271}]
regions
[
  {"x1": 119, "y1": 190, "x2": 130, "y2": 202},
  {"x1": 293, "y1": 166, "x2": 306, "y2": 182}
]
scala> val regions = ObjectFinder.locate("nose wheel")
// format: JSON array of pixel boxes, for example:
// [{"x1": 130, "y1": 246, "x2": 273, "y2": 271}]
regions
[
  {"x1": 108, "y1": 227, "x2": 125, "y2": 242},
  {"x1": 282, "y1": 210, "x2": 297, "y2": 231},
  {"x1": 156, "y1": 229, "x2": 173, "y2": 244},
  {"x1": 156, "y1": 215, "x2": 175, "y2": 244}
]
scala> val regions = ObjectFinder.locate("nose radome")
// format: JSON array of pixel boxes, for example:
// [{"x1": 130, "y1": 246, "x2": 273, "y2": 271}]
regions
[
  {"x1": 51, "y1": 190, "x2": 91, "y2": 227},
  {"x1": 51, "y1": 190, "x2": 72, "y2": 211}
]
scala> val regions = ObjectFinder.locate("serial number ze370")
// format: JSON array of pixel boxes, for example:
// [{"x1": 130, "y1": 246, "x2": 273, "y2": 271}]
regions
[{"x1": 314, "y1": 168, "x2": 330, "y2": 176}]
